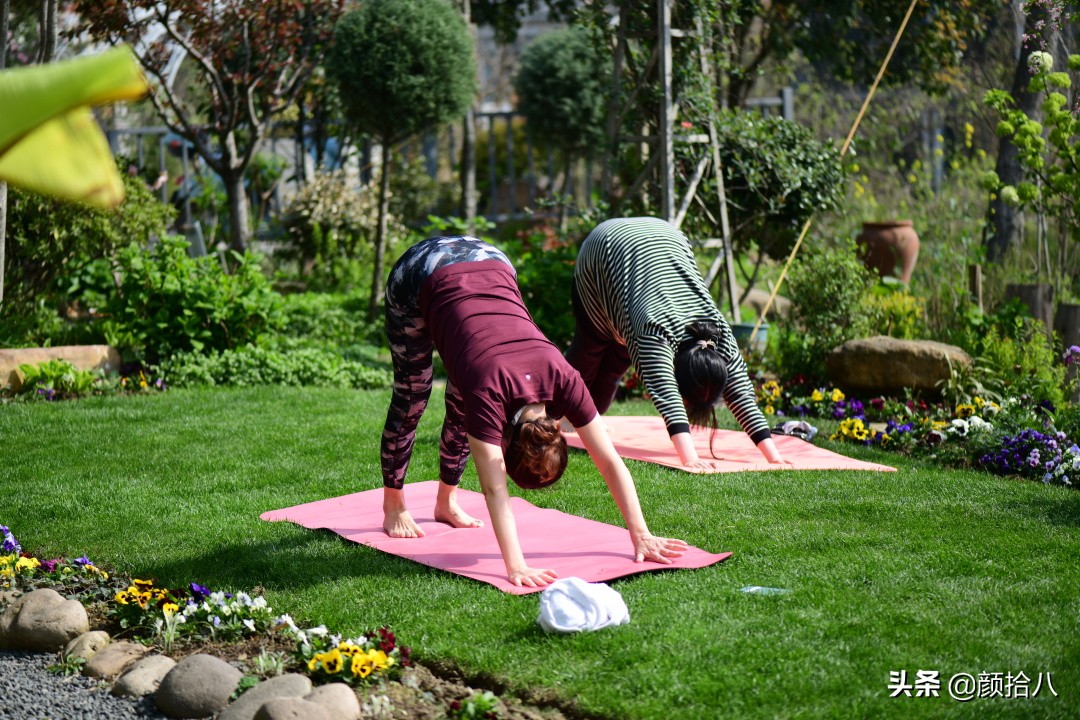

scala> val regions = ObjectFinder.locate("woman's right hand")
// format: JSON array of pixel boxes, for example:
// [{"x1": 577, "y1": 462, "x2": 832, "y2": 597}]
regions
[{"x1": 509, "y1": 566, "x2": 559, "y2": 588}]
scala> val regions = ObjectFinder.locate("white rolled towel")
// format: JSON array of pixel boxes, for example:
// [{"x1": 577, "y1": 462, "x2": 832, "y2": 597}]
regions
[{"x1": 536, "y1": 577, "x2": 630, "y2": 633}]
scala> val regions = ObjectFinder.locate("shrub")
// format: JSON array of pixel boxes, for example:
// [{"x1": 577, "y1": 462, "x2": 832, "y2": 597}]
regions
[
  {"x1": 160, "y1": 345, "x2": 391, "y2": 389},
  {"x1": 865, "y1": 286, "x2": 928, "y2": 339},
  {"x1": 978, "y1": 325, "x2": 1067, "y2": 408},
  {"x1": 279, "y1": 170, "x2": 406, "y2": 294},
  {"x1": 773, "y1": 241, "x2": 877, "y2": 380},
  {"x1": 278, "y1": 293, "x2": 381, "y2": 347},
  {"x1": 514, "y1": 26, "x2": 607, "y2": 161},
  {"x1": 684, "y1": 111, "x2": 846, "y2": 263},
  {"x1": 1, "y1": 164, "x2": 175, "y2": 316},
  {"x1": 102, "y1": 237, "x2": 282, "y2": 363}
]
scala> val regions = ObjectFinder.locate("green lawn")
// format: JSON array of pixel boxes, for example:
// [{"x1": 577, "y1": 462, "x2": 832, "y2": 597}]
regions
[{"x1": 1, "y1": 387, "x2": 1077, "y2": 719}]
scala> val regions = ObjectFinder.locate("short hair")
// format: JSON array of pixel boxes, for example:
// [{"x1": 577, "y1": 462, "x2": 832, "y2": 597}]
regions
[
  {"x1": 674, "y1": 321, "x2": 729, "y2": 428},
  {"x1": 503, "y1": 415, "x2": 567, "y2": 490}
]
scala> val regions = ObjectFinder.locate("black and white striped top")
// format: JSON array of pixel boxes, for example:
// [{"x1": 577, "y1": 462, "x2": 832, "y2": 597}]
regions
[{"x1": 574, "y1": 217, "x2": 771, "y2": 443}]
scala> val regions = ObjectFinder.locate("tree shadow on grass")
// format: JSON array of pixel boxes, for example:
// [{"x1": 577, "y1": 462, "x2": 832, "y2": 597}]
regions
[
  {"x1": 135, "y1": 527, "x2": 442, "y2": 595},
  {"x1": 1016, "y1": 488, "x2": 1080, "y2": 528}
]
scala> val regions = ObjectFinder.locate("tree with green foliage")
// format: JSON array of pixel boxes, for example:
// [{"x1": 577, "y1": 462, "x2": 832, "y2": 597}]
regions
[
  {"x1": 328, "y1": 0, "x2": 475, "y2": 319},
  {"x1": 514, "y1": 26, "x2": 608, "y2": 201},
  {"x1": 76, "y1": 0, "x2": 343, "y2": 253}
]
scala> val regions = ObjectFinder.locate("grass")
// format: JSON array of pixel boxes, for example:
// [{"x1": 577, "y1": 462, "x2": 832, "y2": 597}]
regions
[{"x1": 1, "y1": 386, "x2": 1078, "y2": 719}]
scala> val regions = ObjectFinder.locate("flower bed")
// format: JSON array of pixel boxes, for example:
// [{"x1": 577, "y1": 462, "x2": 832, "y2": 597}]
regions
[
  {"x1": 0, "y1": 524, "x2": 551, "y2": 719},
  {"x1": 755, "y1": 376, "x2": 1077, "y2": 488}
]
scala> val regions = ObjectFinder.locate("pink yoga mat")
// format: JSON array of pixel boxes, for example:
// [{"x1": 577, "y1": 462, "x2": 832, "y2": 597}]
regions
[
  {"x1": 564, "y1": 416, "x2": 896, "y2": 473},
  {"x1": 260, "y1": 481, "x2": 730, "y2": 595}
]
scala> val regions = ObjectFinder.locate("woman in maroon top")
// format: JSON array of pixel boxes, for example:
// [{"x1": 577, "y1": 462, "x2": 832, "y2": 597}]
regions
[{"x1": 381, "y1": 236, "x2": 687, "y2": 587}]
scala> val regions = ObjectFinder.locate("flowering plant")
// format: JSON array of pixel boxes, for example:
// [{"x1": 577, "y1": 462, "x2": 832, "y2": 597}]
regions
[
  {"x1": 284, "y1": 618, "x2": 411, "y2": 686},
  {"x1": 0, "y1": 529, "x2": 113, "y2": 600},
  {"x1": 111, "y1": 579, "x2": 278, "y2": 643},
  {"x1": 980, "y1": 429, "x2": 1076, "y2": 486}
]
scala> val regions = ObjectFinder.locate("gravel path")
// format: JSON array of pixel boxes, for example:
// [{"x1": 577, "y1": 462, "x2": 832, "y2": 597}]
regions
[{"x1": 0, "y1": 651, "x2": 168, "y2": 720}]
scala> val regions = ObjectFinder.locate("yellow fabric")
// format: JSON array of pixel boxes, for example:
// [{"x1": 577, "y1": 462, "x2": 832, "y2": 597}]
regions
[{"x1": 0, "y1": 46, "x2": 149, "y2": 208}]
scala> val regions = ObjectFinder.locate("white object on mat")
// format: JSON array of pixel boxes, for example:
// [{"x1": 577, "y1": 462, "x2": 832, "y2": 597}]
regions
[{"x1": 537, "y1": 577, "x2": 630, "y2": 633}]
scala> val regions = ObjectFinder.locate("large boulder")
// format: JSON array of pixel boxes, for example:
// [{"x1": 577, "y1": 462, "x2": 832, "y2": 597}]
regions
[
  {"x1": 0, "y1": 588, "x2": 89, "y2": 651},
  {"x1": 826, "y1": 336, "x2": 972, "y2": 396},
  {"x1": 0, "y1": 345, "x2": 121, "y2": 391},
  {"x1": 155, "y1": 653, "x2": 243, "y2": 719}
]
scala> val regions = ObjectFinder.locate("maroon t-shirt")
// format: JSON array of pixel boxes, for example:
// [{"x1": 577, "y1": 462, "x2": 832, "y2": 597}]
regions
[{"x1": 419, "y1": 260, "x2": 596, "y2": 445}]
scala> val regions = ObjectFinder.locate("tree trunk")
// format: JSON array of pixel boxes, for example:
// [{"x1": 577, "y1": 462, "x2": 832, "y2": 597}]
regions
[
  {"x1": 459, "y1": 0, "x2": 477, "y2": 233},
  {"x1": 224, "y1": 170, "x2": 251, "y2": 254},
  {"x1": 369, "y1": 144, "x2": 392, "y2": 320},
  {"x1": 986, "y1": 2, "x2": 1048, "y2": 262}
]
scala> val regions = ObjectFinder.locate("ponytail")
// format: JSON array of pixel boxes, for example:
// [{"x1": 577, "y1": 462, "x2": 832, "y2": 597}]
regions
[{"x1": 675, "y1": 321, "x2": 728, "y2": 459}]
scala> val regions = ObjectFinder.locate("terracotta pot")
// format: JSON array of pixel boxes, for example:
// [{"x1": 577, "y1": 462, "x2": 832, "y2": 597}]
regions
[{"x1": 856, "y1": 220, "x2": 920, "y2": 283}]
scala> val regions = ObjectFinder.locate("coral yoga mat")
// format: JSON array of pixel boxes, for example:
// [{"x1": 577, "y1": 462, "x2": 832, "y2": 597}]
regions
[
  {"x1": 564, "y1": 416, "x2": 896, "y2": 473},
  {"x1": 260, "y1": 481, "x2": 730, "y2": 595}
]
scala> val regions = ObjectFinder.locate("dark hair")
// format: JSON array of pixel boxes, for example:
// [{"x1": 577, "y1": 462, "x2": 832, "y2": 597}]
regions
[
  {"x1": 503, "y1": 415, "x2": 567, "y2": 490},
  {"x1": 675, "y1": 321, "x2": 728, "y2": 457}
]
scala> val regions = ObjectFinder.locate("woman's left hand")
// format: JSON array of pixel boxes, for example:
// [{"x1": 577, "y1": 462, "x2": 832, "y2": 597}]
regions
[{"x1": 633, "y1": 534, "x2": 689, "y2": 564}]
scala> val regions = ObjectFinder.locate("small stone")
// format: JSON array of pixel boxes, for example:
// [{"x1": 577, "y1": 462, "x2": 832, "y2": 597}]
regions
[
  {"x1": 111, "y1": 654, "x2": 177, "y2": 697},
  {"x1": 64, "y1": 630, "x2": 111, "y2": 662},
  {"x1": 155, "y1": 653, "x2": 243, "y2": 719},
  {"x1": 306, "y1": 682, "x2": 361, "y2": 720},
  {"x1": 255, "y1": 697, "x2": 332, "y2": 720},
  {"x1": 218, "y1": 673, "x2": 312, "y2": 720},
  {"x1": 0, "y1": 588, "x2": 89, "y2": 651},
  {"x1": 83, "y1": 640, "x2": 151, "y2": 679}
]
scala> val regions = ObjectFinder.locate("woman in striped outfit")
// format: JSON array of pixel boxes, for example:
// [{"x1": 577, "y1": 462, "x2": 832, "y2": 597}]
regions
[
  {"x1": 381, "y1": 234, "x2": 688, "y2": 587},
  {"x1": 567, "y1": 217, "x2": 787, "y2": 468}
]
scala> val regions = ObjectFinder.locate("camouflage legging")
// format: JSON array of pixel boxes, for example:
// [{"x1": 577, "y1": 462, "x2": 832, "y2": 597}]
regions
[{"x1": 380, "y1": 236, "x2": 515, "y2": 489}]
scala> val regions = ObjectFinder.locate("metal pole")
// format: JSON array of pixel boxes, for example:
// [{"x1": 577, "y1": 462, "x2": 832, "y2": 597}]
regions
[{"x1": 658, "y1": 0, "x2": 675, "y2": 223}]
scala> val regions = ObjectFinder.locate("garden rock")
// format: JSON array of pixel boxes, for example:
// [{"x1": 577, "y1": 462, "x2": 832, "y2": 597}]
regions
[
  {"x1": 0, "y1": 345, "x2": 121, "y2": 391},
  {"x1": 0, "y1": 587, "x2": 89, "y2": 651},
  {"x1": 218, "y1": 673, "x2": 313, "y2": 720},
  {"x1": 155, "y1": 653, "x2": 243, "y2": 719},
  {"x1": 826, "y1": 336, "x2": 972, "y2": 396},
  {"x1": 111, "y1": 653, "x2": 177, "y2": 698},
  {"x1": 306, "y1": 682, "x2": 361, "y2": 720},
  {"x1": 255, "y1": 696, "x2": 333, "y2": 720},
  {"x1": 64, "y1": 629, "x2": 112, "y2": 662},
  {"x1": 83, "y1": 640, "x2": 151, "y2": 679}
]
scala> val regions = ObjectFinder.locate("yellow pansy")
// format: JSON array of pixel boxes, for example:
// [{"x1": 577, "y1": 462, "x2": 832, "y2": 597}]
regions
[
  {"x1": 811, "y1": 390, "x2": 825, "y2": 402},
  {"x1": 367, "y1": 649, "x2": 393, "y2": 671},
  {"x1": 955, "y1": 404, "x2": 976, "y2": 418},
  {"x1": 322, "y1": 649, "x2": 343, "y2": 674},
  {"x1": 351, "y1": 654, "x2": 373, "y2": 678},
  {"x1": 15, "y1": 557, "x2": 40, "y2": 572},
  {"x1": 830, "y1": 388, "x2": 845, "y2": 403},
  {"x1": 162, "y1": 603, "x2": 179, "y2": 616},
  {"x1": 307, "y1": 656, "x2": 319, "y2": 672},
  {"x1": 0, "y1": 554, "x2": 14, "y2": 566}
]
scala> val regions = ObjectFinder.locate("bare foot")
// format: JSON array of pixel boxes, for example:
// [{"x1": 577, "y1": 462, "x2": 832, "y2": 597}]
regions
[
  {"x1": 434, "y1": 501, "x2": 484, "y2": 529},
  {"x1": 383, "y1": 508, "x2": 425, "y2": 538}
]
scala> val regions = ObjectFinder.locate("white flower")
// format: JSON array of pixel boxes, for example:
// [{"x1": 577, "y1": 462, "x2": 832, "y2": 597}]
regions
[
  {"x1": 330, "y1": 634, "x2": 342, "y2": 647},
  {"x1": 250, "y1": 596, "x2": 268, "y2": 610},
  {"x1": 968, "y1": 416, "x2": 993, "y2": 432},
  {"x1": 242, "y1": 619, "x2": 256, "y2": 632},
  {"x1": 185, "y1": 603, "x2": 199, "y2": 615},
  {"x1": 1029, "y1": 50, "x2": 1053, "y2": 74},
  {"x1": 176, "y1": 614, "x2": 187, "y2": 624},
  {"x1": 949, "y1": 418, "x2": 969, "y2": 437},
  {"x1": 209, "y1": 591, "x2": 227, "y2": 606},
  {"x1": 235, "y1": 591, "x2": 252, "y2": 606},
  {"x1": 308, "y1": 625, "x2": 328, "y2": 637}
]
